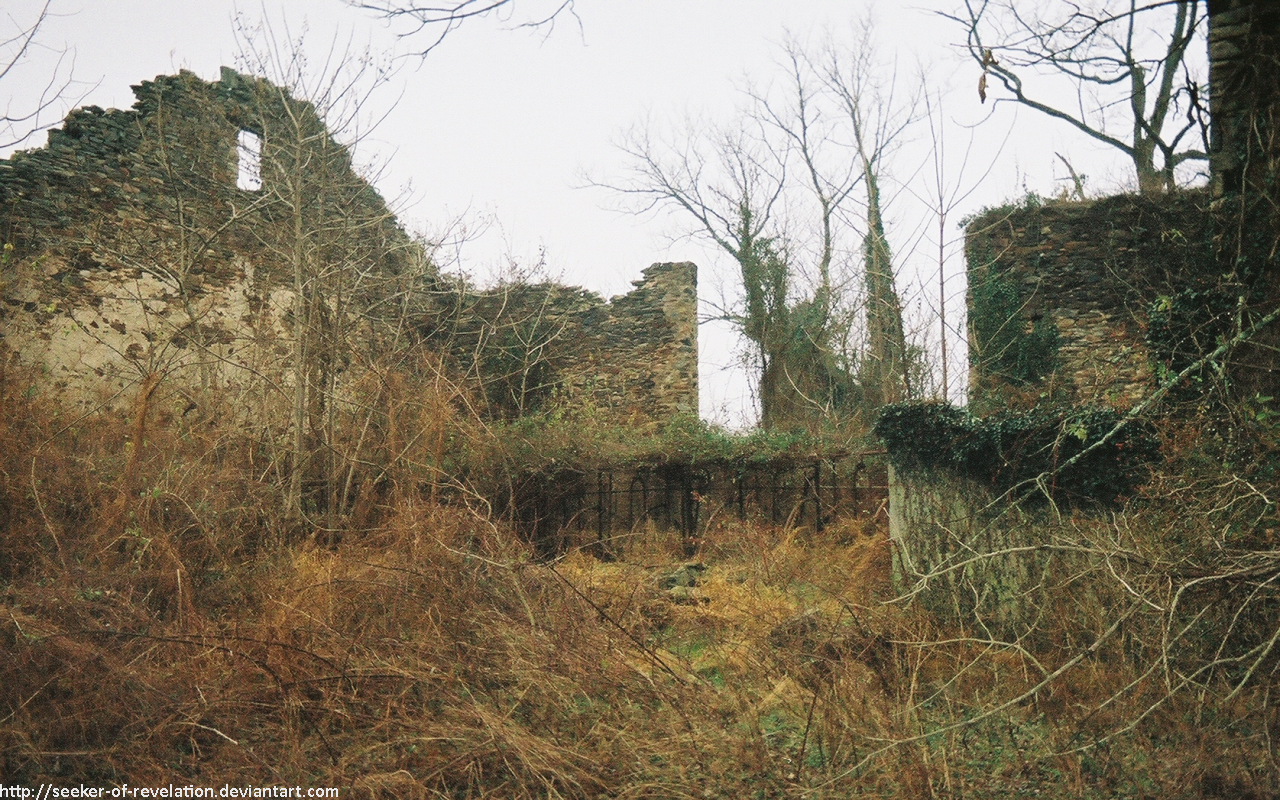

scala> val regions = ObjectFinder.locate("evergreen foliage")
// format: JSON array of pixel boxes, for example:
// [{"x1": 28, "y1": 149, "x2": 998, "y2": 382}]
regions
[
  {"x1": 875, "y1": 401, "x2": 1160, "y2": 506},
  {"x1": 1146, "y1": 285, "x2": 1236, "y2": 392},
  {"x1": 969, "y1": 269, "x2": 1060, "y2": 386}
]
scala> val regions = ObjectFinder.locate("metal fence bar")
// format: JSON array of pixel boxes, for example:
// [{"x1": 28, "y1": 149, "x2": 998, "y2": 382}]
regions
[{"x1": 518, "y1": 453, "x2": 889, "y2": 554}]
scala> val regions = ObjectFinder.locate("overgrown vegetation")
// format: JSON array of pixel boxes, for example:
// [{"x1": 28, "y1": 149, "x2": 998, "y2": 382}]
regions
[
  {"x1": 7, "y1": 3, "x2": 1280, "y2": 795},
  {"x1": 969, "y1": 269, "x2": 1061, "y2": 387},
  {"x1": 472, "y1": 411, "x2": 849, "y2": 480},
  {"x1": 875, "y1": 401, "x2": 1160, "y2": 506},
  {"x1": 3, "y1": 331, "x2": 1280, "y2": 797}
]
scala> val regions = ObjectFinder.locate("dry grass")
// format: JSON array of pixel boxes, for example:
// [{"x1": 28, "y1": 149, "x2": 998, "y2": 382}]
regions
[{"x1": 3, "y1": 372, "x2": 1279, "y2": 797}]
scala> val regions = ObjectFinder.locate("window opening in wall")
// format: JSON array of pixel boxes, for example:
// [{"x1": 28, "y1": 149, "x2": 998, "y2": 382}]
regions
[{"x1": 236, "y1": 129, "x2": 262, "y2": 191}]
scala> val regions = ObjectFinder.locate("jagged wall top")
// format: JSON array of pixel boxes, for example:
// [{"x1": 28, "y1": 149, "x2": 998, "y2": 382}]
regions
[
  {"x1": 0, "y1": 69, "x2": 698, "y2": 428},
  {"x1": 421, "y1": 261, "x2": 699, "y2": 425}
]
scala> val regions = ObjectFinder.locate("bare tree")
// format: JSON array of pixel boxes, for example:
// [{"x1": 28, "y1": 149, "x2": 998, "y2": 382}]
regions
[
  {"x1": 819, "y1": 31, "x2": 918, "y2": 407},
  {"x1": 905, "y1": 90, "x2": 1008, "y2": 402},
  {"x1": 0, "y1": 1, "x2": 83, "y2": 150},
  {"x1": 348, "y1": 0, "x2": 578, "y2": 56},
  {"x1": 945, "y1": 0, "x2": 1208, "y2": 194},
  {"x1": 596, "y1": 25, "x2": 917, "y2": 427},
  {"x1": 600, "y1": 114, "x2": 800, "y2": 426},
  {"x1": 234, "y1": 14, "x2": 411, "y2": 524}
]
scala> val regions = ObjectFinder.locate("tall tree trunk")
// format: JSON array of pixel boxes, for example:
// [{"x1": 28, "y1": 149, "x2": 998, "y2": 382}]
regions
[
  {"x1": 862, "y1": 167, "x2": 908, "y2": 407},
  {"x1": 1134, "y1": 138, "x2": 1165, "y2": 195}
]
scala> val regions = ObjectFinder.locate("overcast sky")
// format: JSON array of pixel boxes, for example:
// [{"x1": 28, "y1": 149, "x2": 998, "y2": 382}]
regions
[{"x1": 2, "y1": 0, "x2": 1195, "y2": 425}]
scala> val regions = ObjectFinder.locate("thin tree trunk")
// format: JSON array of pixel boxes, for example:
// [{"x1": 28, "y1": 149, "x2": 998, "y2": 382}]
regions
[
  {"x1": 288, "y1": 162, "x2": 306, "y2": 523},
  {"x1": 939, "y1": 209, "x2": 948, "y2": 400},
  {"x1": 863, "y1": 166, "x2": 909, "y2": 406}
]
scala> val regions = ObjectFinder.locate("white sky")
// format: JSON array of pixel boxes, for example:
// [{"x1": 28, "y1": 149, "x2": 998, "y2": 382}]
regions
[{"x1": 1, "y1": 0, "x2": 1202, "y2": 426}]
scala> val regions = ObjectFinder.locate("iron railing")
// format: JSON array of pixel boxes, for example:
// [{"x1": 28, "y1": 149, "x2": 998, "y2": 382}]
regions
[{"x1": 509, "y1": 452, "x2": 888, "y2": 557}]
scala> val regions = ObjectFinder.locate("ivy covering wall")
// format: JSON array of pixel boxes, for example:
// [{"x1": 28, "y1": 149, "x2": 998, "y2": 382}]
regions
[
  {"x1": 968, "y1": 269, "x2": 1060, "y2": 387},
  {"x1": 875, "y1": 401, "x2": 1160, "y2": 507}
]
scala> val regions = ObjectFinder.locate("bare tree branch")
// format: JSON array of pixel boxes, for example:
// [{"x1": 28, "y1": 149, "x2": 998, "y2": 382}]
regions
[
  {"x1": 942, "y1": 0, "x2": 1208, "y2": 193},
  {"x1": 590, "y1": 21, "x2": 921, "y2": 427},
  {"x1": 347, "y1": 0, "x2": 578, "y2": 56},
  {"x1": 0, "y1": 1, "x2": 87, "y2": 150}
]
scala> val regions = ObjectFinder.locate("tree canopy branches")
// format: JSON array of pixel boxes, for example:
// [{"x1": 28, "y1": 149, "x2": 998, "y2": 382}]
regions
[
  {"x1": 348, "y1": 0, "x2": 578, "y2": 56},
  {"x1": 0, "y1": 0, "x2": 85, "y2": 150},
  {"x1": 944, "y1": 0, "x2": 1208, "y2": 194},
  {"x1": 593, "y1": 24, "x2": 919, "y2": 428}
]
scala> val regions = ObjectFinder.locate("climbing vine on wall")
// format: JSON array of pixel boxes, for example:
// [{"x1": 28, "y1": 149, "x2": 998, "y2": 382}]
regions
[
  {"x1": 969, "y1": 269, "x2": 1060, "y2": 386},
  {"x1": 1146, "y1": 285, "x2": 1237, "y2": 394},
  {"x1": 874, "y1": 401, "x2": 1160, "y2": 506}
]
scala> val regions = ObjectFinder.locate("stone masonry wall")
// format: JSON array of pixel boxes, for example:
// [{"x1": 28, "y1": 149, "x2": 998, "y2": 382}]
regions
[
  {"x1": 0, "y1": 69, "x2": 417, "y2": 425},
  {"x1": 1208, "y1": 0, "x2": 1280, "y2": 198},
  {"x1": 965, "y1": 192, "x2": 1210, "y2": 409},
  {"x1": 0, "y1": 68, "x2": 699, "y2": 432},
  {"x1": 573, "y1": 261, "x2": 698, "y2": 422},
  {"x1": 964, "y1": 5, "x2": 1280, "y2": 411},
  {"x1": 423, "y1": 261, "x2": 698, "y2": 426}
]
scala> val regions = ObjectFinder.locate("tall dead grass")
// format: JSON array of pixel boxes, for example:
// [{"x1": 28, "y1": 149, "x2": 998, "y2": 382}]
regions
[{"x1": 4, "y1": 368, "x2": 1280, "y2": 797}]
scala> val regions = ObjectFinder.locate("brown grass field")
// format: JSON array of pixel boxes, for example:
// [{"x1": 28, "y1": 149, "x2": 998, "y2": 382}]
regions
[{"x1": 2, "y1": 370, "x2": 1277, "y2": 798}]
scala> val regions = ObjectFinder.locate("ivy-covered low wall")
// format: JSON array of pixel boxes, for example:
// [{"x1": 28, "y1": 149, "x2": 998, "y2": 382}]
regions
[
  {"x1": 874, "y1": 402, "x2": 1160, "y2": 506},
  {"x1": 876, "y1": 401, "x2": 1160, "y2": 632}
]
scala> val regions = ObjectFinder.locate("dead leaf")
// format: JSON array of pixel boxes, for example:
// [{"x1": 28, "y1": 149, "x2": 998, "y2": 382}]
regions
[{"x1": 979, "y1": 50, "x2": 998, "y2": 103}]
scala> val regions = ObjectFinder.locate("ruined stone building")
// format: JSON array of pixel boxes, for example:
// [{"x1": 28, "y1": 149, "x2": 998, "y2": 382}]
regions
[
  {"x1": 884, "y1": 0, "x2": 1280, "y2": 617},
  {"x1": 0, "y1": 68, "x2": 699, "y2": 431},
  {"x1": 964, "y1": 0, "x2": 1280, "y2": 411},
  {"x1": 0, "y1": 67, "x2": 417, "y2": 423}
]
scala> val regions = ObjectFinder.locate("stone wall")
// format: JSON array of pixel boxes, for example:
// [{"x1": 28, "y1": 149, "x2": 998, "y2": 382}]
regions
[
  {"x1": 1208, "y1": 0, "x2": 1280, "y2": 198},
  {"x1": 964, "y1": 192, "x2": 1210, "y2": 410},
  {"x1": 573, "y1": 261, "x2": 698, "y2": 422},
  {"x1": 887, "y1": 466, "x2": 1091, "y2": 635},
  {"x1": 421, "y1": 261, "x2": 698, "y2": 425},
  {"x1": 0, "y1": 68, "x2": 420, "y2": 427},
  {"x1": 0, "y1": 69, "x2": 699, "y2": 431},
  {"x1": 887, "y1": 4, "x2": 1280, "y2": 631},
  {"x1": 963, "y1": 4, "x2": 1280, "y2": 410}
]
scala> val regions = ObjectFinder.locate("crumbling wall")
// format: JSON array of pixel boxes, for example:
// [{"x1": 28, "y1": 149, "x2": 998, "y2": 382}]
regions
[
  {"x1": 964, "y1": 192, "x2": 1210, "y2": 409},
  {"x1": 423, "y1": 261, "x2": 698, "y2": 425},
  {"x1": 964, "y1": 3, "x2": 1280, "y2": 412},
  {"x1": 1, "y1": 70, "x2": 699, "y2": 431},
  {"x1": 572, "y1": 261, "x2": 698, "y2": 421},
  {"x1": 888, "y1": 4, "x2": 1280, "y2": 636},
  {"x1": 0, "y1": 68, "x2": 422, "y2": 422}
]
